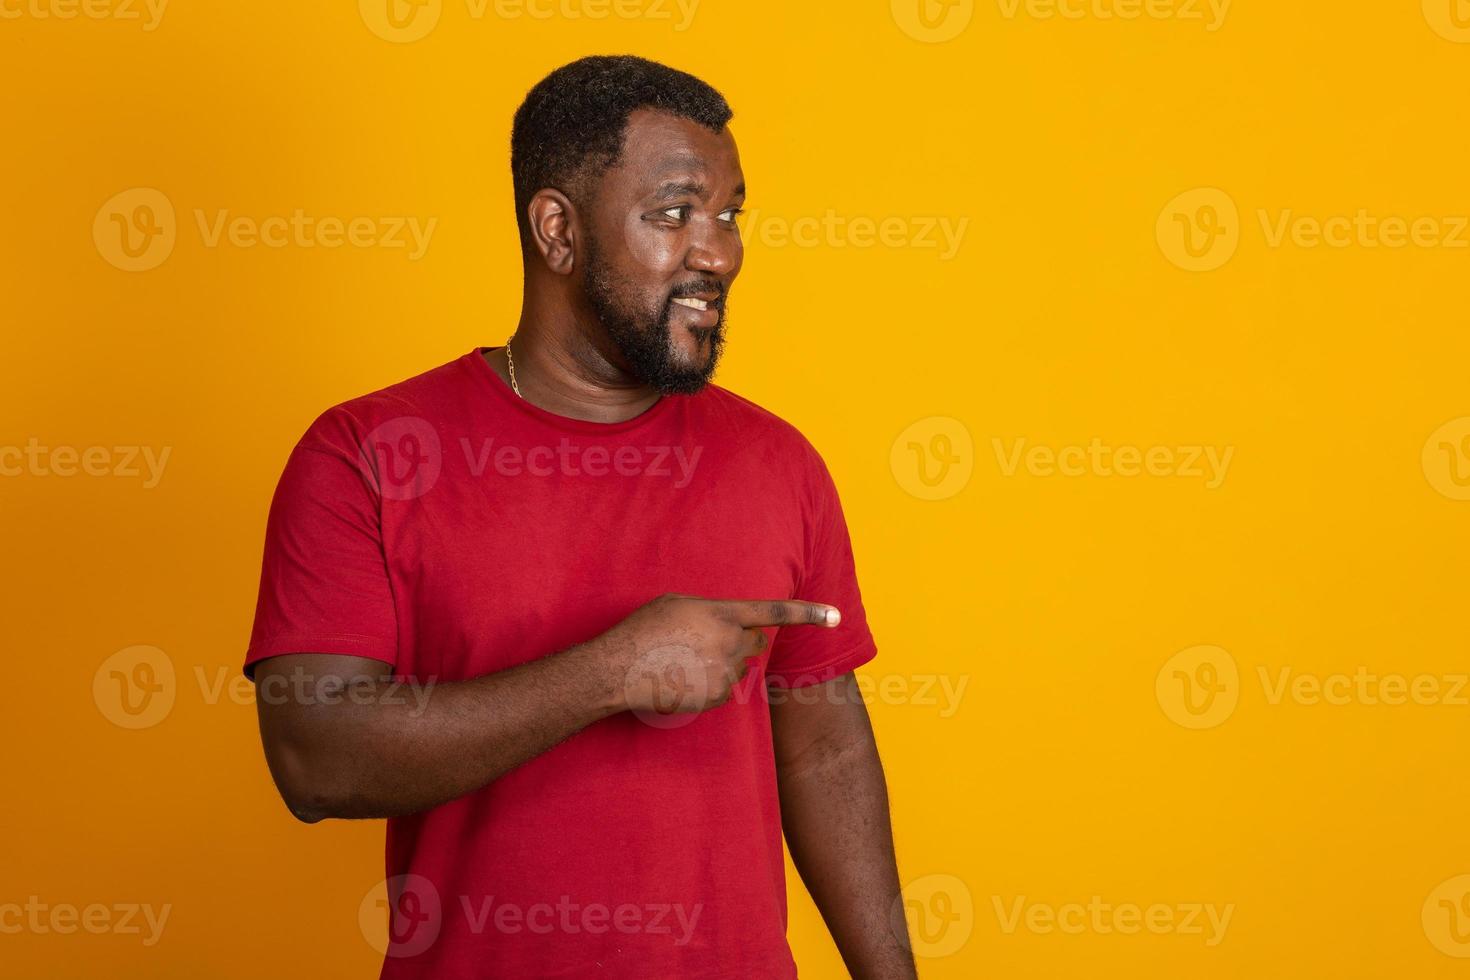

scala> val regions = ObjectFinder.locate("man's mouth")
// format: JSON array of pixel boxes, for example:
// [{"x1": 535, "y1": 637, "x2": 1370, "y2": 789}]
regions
[{"x1": 671, "y1": 297, "x2": 711, "y2": 311}]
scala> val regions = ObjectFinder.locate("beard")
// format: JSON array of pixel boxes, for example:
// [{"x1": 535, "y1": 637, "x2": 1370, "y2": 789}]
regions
[{"x1": 583, "y1": 233, "x2": 727, "y2": 395}]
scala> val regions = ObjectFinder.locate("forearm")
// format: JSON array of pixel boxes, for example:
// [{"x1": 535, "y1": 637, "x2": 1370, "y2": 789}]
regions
[
  {"x1": 257, "y1": 640, "x2": 622, "y2": 822},
  {"x1": 256, "y1": 594, "x2": 841, "y2": 823},
  {"x1": 775, "y1": 691, "x2": 916, "y2": 979}
]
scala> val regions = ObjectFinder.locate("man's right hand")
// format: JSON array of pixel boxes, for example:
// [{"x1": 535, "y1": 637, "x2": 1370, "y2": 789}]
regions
[
  {"x1": 253, "y1": 594, "x2": 841, "y2": 822},
  {"x1": 597, "y1": 594, "x2": 841, "y2": 717}
]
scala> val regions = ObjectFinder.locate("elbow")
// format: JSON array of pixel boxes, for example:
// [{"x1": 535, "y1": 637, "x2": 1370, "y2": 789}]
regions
[
  {"x1": 283, "y1": 790, "x2": 330, "y2": 825},
  {"x1": 265, "y1": 737, "x2": 348, "y2": 824}
]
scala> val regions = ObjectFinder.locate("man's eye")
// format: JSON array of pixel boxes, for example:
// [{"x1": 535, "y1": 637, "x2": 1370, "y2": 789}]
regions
[
  {"x1": 719, "y1": 208, "x2": 744, "y2": 223},
  {"x1": 661, "y1": 206, "x2": 690, "y2": 221}
]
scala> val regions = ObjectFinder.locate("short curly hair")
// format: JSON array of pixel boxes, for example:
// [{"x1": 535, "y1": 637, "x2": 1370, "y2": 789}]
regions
[{"x1": 510, "y1": 55, "x2": 733, "y2": 252}]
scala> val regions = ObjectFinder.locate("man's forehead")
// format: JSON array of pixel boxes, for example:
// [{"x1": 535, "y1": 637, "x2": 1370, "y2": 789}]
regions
[{"x1": 614, "y1": 109, "x2": 741, "y2": 190}]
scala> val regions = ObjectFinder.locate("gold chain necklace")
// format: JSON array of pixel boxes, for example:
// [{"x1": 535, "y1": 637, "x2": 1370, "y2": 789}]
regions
[{"x1": 505, "y1": 338, "x2": 522, "y2": 398}]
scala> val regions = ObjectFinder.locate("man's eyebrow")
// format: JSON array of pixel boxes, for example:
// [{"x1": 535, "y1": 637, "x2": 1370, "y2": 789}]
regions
[
  {"x1": 649, "y1": 179, "x2": 746, "y2": 202},
  {"x1": 652, "y1": 179, "x2": 708, "y2": 200}
]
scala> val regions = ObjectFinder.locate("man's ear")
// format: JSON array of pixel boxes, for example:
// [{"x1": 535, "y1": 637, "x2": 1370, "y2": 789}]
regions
[{"x1": 526, "y1": 189, "x2": 577, "y2": 275}]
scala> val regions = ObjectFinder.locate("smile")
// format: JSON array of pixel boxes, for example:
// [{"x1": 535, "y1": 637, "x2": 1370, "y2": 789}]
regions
[{"x1": 671, "y1": 297, "x2": 710, "y2": 311}]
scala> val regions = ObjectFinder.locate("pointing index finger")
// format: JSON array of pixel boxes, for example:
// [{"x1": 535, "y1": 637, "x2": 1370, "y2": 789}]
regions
[{"x1": 723, "y1": 600, "x2": 841, "y2": 629}]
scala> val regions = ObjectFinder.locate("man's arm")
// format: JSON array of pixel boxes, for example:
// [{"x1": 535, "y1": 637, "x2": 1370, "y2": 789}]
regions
[
  {"x1": 253, "y1": 646, "x2": 621, "y2": 823},
  {"x1": 252, "y1": 596, "x2": 839, "y2": 823},
  {"x1": 771, "y1": 672, "x2": 916, "y2": 980}
]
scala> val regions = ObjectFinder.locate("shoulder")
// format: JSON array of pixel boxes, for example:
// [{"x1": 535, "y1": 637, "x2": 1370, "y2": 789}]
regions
[
  {"x1": 295, "y1": 353, "x2": 476, "y2": 455},
  {"x1": 697, "y1": 381, "x2": 818, "y2": 447},
  {"x1": 692, "y1": 382, "x2": 833, "y2": 488}
]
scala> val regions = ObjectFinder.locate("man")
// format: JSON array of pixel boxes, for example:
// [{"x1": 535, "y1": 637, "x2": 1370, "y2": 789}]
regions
[{"x1": 247, "y1": 55, "x2": 915, "y2": 979}]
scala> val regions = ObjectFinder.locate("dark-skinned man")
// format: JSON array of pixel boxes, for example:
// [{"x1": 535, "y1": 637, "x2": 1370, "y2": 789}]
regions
[{"x1": 246, "y1": 55, "x2": 916, "y2": 980}]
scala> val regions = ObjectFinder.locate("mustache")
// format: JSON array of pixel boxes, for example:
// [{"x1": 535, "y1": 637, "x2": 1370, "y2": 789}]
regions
[{"x1": 667, "y1": 279, "x2": 727, "y2": 306}]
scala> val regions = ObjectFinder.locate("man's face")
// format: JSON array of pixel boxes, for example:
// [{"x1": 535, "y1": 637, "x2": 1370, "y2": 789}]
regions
[{"x1": 579, "y1": 108, "x2": 745, "y2": 395}]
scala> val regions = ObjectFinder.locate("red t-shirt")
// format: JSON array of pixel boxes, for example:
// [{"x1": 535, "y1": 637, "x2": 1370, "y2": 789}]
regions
[{"x1": 245, "y1": 347, "x2": 878, "y2": 978}]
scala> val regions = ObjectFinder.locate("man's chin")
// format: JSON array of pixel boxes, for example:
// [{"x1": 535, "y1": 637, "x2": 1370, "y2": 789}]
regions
[
  {"x1": 649, "y1": 326, "x2": 721, "y2": 394},
  {"x1": 602, "y1": 310, "x2": 725, "y2": 395},
  {"x1": 650, "y1": 360, "x2": 715, "y2": 396}
]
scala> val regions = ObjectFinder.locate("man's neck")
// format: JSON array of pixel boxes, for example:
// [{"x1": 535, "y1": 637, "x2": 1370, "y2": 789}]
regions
[{"x1": 486, "y1": 321, "x2": 662, "y2": 425}]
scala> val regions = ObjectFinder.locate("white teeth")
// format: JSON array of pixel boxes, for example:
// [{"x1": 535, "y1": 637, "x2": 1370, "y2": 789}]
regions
[{"x1": 672, "y1": 297, "x2": 709, "y2": 311}]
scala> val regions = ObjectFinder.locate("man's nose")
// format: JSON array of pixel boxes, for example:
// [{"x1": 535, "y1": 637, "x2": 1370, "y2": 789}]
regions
[{"x1": 685, "y1": 224, "x2": 740, "y2": 277}]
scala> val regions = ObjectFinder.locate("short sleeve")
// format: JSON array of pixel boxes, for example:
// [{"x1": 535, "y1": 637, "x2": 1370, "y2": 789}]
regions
[
  {"x1": 764, "y1": 443, "x2": 877, "y2": 688},
  {"x1": 243, "y1": 411, "x2": 399, "y2": 678}
]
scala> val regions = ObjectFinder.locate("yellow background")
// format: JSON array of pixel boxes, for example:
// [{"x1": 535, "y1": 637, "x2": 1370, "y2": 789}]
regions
[{"x1": 4, "y1": 0, "x2": 1470, "y2": 976}]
